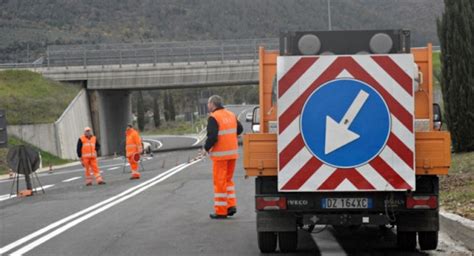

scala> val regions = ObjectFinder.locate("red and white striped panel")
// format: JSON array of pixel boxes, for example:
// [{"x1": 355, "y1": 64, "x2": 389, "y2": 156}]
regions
[{"x1": 277, "y1": 55, "x2": 415, "y2": 192}]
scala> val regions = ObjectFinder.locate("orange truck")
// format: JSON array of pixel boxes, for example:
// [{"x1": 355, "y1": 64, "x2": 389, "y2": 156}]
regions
[{"x1": 243, "y1": 30, "x2": 451, "y2": 253}]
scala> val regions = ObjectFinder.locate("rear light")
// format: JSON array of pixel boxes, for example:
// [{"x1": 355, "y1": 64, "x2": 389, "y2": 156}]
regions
[
  {"x1": 256, "y1": 197, "x2": 287, "y2": 210},
  {"x1": 406, "y1": 195, "x2": 437, "y2": 209}
]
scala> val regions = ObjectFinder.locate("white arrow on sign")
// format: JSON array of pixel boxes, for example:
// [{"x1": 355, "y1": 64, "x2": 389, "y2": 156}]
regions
[{"x1": 325, "y1": 90, "x2": 369, "y2": 154}]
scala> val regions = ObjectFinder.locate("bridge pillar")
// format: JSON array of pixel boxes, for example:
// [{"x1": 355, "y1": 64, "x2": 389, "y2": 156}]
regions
[{"x1": 88, "y1": 90, "x2": 131, "y2": 156}]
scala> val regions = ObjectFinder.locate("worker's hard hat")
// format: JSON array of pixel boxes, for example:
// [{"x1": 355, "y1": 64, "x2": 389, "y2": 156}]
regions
[{"x1": 84, "y1": 127, "x2": 92, "y2": 132}]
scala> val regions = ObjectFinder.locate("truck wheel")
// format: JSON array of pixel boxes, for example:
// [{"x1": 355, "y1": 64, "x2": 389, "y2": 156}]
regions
[
  {"x1": 278, "y1": 231, "x2": 298, "y2": 252},
  {"x1": 418, "y1": 231, "x2": 438, "y2": 250},
  {"x1": 397, "y1": 231, "x2": 416, "y2": 251},
  {"x1": 258, "y1": 232, "x2": 277, "y2": 253}
]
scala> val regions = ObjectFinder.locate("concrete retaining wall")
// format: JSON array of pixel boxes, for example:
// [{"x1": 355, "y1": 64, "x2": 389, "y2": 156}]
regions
[
  {"x1": 55, "y1": 89, "x2": 93, "y2": 160},
  {"x1": 7, "y1": 89, "x2": 92, "y2": 160},
  {"x1": 8, "y1": 123, "x2": 58, "y2": 156}
]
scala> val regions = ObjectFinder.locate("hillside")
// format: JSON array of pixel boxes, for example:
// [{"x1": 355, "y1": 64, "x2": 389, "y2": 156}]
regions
[
  {"x1": 0, "y1": 70, "x2": 80, "y2": 124},
  {"x1": 0, "y1": 0, "x2": 444, "y2": 63}
]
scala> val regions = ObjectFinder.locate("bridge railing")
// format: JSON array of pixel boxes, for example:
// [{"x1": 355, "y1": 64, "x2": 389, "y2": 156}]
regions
[
  {"x1": 0, "y1": 62, "x2": 44, "y2": 69},
  {"x1": 45, "y1": 39, "x2": 279, "y2": 68},
  {"x1": 0, "y1": 38, "x2": 279, "y2": 69},
  {"x1": 46, "y1": 38, "x2": 278, "y2": 51}
]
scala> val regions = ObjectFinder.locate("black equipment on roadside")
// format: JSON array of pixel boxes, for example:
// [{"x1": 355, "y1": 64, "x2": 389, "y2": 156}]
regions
[
  {"x1": 0, "y1": 110, "x2": 7, "y2": 148},
  {"x1": 7, "y1": 145, "x2": 45, "y2": 196}
]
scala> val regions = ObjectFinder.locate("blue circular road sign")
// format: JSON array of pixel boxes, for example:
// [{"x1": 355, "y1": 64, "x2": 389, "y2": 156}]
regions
[{"x1": 301, "y1": 78, "x2": 391, "y2": 168}]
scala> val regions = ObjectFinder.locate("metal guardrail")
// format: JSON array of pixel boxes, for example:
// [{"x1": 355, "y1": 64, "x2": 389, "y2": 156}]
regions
[
  {"x1": 0, "y1": 38, "x2": 279, "y2": 69},
  {"x1": 0, "y1": 40, "x2": 440, "y2": 69},
  {"x1": 47, "y1": 38, "x2": 279, "y2": 51},
  {"x1": 0, "y1": 63, "x2": 45, "y2": 69}
]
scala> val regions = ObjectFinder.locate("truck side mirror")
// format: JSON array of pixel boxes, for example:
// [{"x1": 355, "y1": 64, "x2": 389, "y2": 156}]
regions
[
  {"x1": 433, "y1": 103, "x2": 442, "y2": 131},
  {"x1": 251, "y1": 106, "x2": 260, "y2": 133}
]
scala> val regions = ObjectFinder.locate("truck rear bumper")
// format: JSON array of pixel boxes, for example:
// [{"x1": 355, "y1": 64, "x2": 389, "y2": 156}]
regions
[
  {"x1": 256, "y1": 210, "x2": 439, "y2": 232},
  {"x1": 301, "y1": 213, "x2": 390, "y2": 226}
]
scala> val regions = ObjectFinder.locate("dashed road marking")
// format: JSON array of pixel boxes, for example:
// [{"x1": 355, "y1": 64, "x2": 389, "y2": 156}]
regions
[
  {"x1": 311, "y1": 227, "x2": 346, "y2": 255},
  {"x1": 62, "y1": 177, "x2": 81, "y2": 183},
  {"x1": 0, "y1": 184, "x2": 56, "y2": 202}
]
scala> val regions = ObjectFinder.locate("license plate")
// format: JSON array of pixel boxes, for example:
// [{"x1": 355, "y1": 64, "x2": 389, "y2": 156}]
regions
[{"x1": 322, "y1": 198, "x2": 372, "y2": 209}]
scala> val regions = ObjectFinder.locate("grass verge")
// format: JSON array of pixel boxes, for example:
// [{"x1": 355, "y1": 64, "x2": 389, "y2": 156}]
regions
[
  {"x1": 142, "y1": 118, "x2": 207, "y2": 136},
  {"x1": 440, "y1": 151, "x2": 474, "y2": 219}
]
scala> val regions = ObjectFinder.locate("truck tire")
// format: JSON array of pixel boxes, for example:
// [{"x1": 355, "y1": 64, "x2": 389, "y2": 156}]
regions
[
  {"x1": 397, "y1": 231, "x2": 416, "y2": 251},
  {"x1": 278, "y1": 231, "x2": 298, "y2": 252},
  {"x1": 418, "y1": 231, "x2": 438, "y2": 250},
  {"x1": 258, "y1": 232, "x2": 277, "y2": 253}
]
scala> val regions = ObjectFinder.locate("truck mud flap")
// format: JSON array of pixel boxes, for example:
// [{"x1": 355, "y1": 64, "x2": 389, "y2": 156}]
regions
[
  {"x1": 397, "y1": 211, "x2": 439, "y2": 232},
  {"x1": 257, "y1": 211, "x2": 297, "y2": 232}
]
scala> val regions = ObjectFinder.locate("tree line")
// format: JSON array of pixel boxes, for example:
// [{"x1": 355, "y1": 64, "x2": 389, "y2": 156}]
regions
[
  {"x1": 437, "y1": 0, "x2": 474, "y2": 152},
  {"x1": 132, "y1": 84, "x2": 258, "y2": 131}
]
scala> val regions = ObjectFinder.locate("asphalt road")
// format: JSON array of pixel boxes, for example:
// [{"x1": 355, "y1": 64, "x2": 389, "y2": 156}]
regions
[
  {"x1": 142, "y1": 105, "x2": 256, "y2": 151},
  {"x1": 0, "y1": 105, "x2": 470, "y2": 255},
  {"x1": 0, "y1": 148, "x2": 470, "y2": 256}
]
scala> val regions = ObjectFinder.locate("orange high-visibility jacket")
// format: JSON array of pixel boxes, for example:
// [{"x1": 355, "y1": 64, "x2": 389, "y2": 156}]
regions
[
  {"x1": 126, "y1": 128, "x2": 142, "y2": 157},
  {"x1": 80, "y1": 135, "x2": 97, "y2": 158},
  {"x1": 209, "y1": 109, "x2": 239, "y2": 160}
]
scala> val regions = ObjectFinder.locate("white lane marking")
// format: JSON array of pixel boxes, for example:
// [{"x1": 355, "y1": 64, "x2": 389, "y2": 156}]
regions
[
  {"x1": 237, "y1": 107, "x2": 254, "y2": 121},
  {"x1": 142, "y1": 138, "x2": 163, "y2": 150},
  {"x1": 62, "y1": 177, "x2": 81, "y2": 183},
  {"x1": 37, "y1": 185, "x2": 54, "y2": 190},
  {"x1": 7, "y1": 160, "x2": 202, "y2": 256},
  {"x1": 0, "y1": 194, "x2": 15, "y2": 201},
  {"x1": 0, "y1": 164, "x2": 185, "y2": 254},
  {"x1": 191, "y1": 136, "x2": 201, "y2": 146},
  {"x1": 311, "y1": 227, "x2": 347, "y2": 255},
  {"x1": 0, "y1": 161, "x2": 198, "y2": 254},
  {"x1": 107, "y1": 167, "x2": 120, "y2": 171},
  {"x1": 0, "y1": 185, "x2": 55, "y2": 202},
  {"x1": 0, "y1": 162, "x2": 127, "y2": 184}
]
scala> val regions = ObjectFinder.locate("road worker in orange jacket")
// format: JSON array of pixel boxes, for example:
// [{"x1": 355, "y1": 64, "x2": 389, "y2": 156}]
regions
[
  {"x1": 204, "y1": 95, "x2": 243, "y2": 219},
  {"x1": 126, "y1": 124, "x2": 143, "y2": 180},
  {"x1": 76, "y1": 127, "x2": 105, "y2": 186}
]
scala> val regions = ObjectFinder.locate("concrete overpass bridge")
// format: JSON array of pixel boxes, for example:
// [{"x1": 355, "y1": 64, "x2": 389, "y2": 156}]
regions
[
  {"x1": 1, "y1": 39, "x2": 278, "y2": 157},
  {"x1": 29, "y1": 38, "x2": 278, "y2": 89}
]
